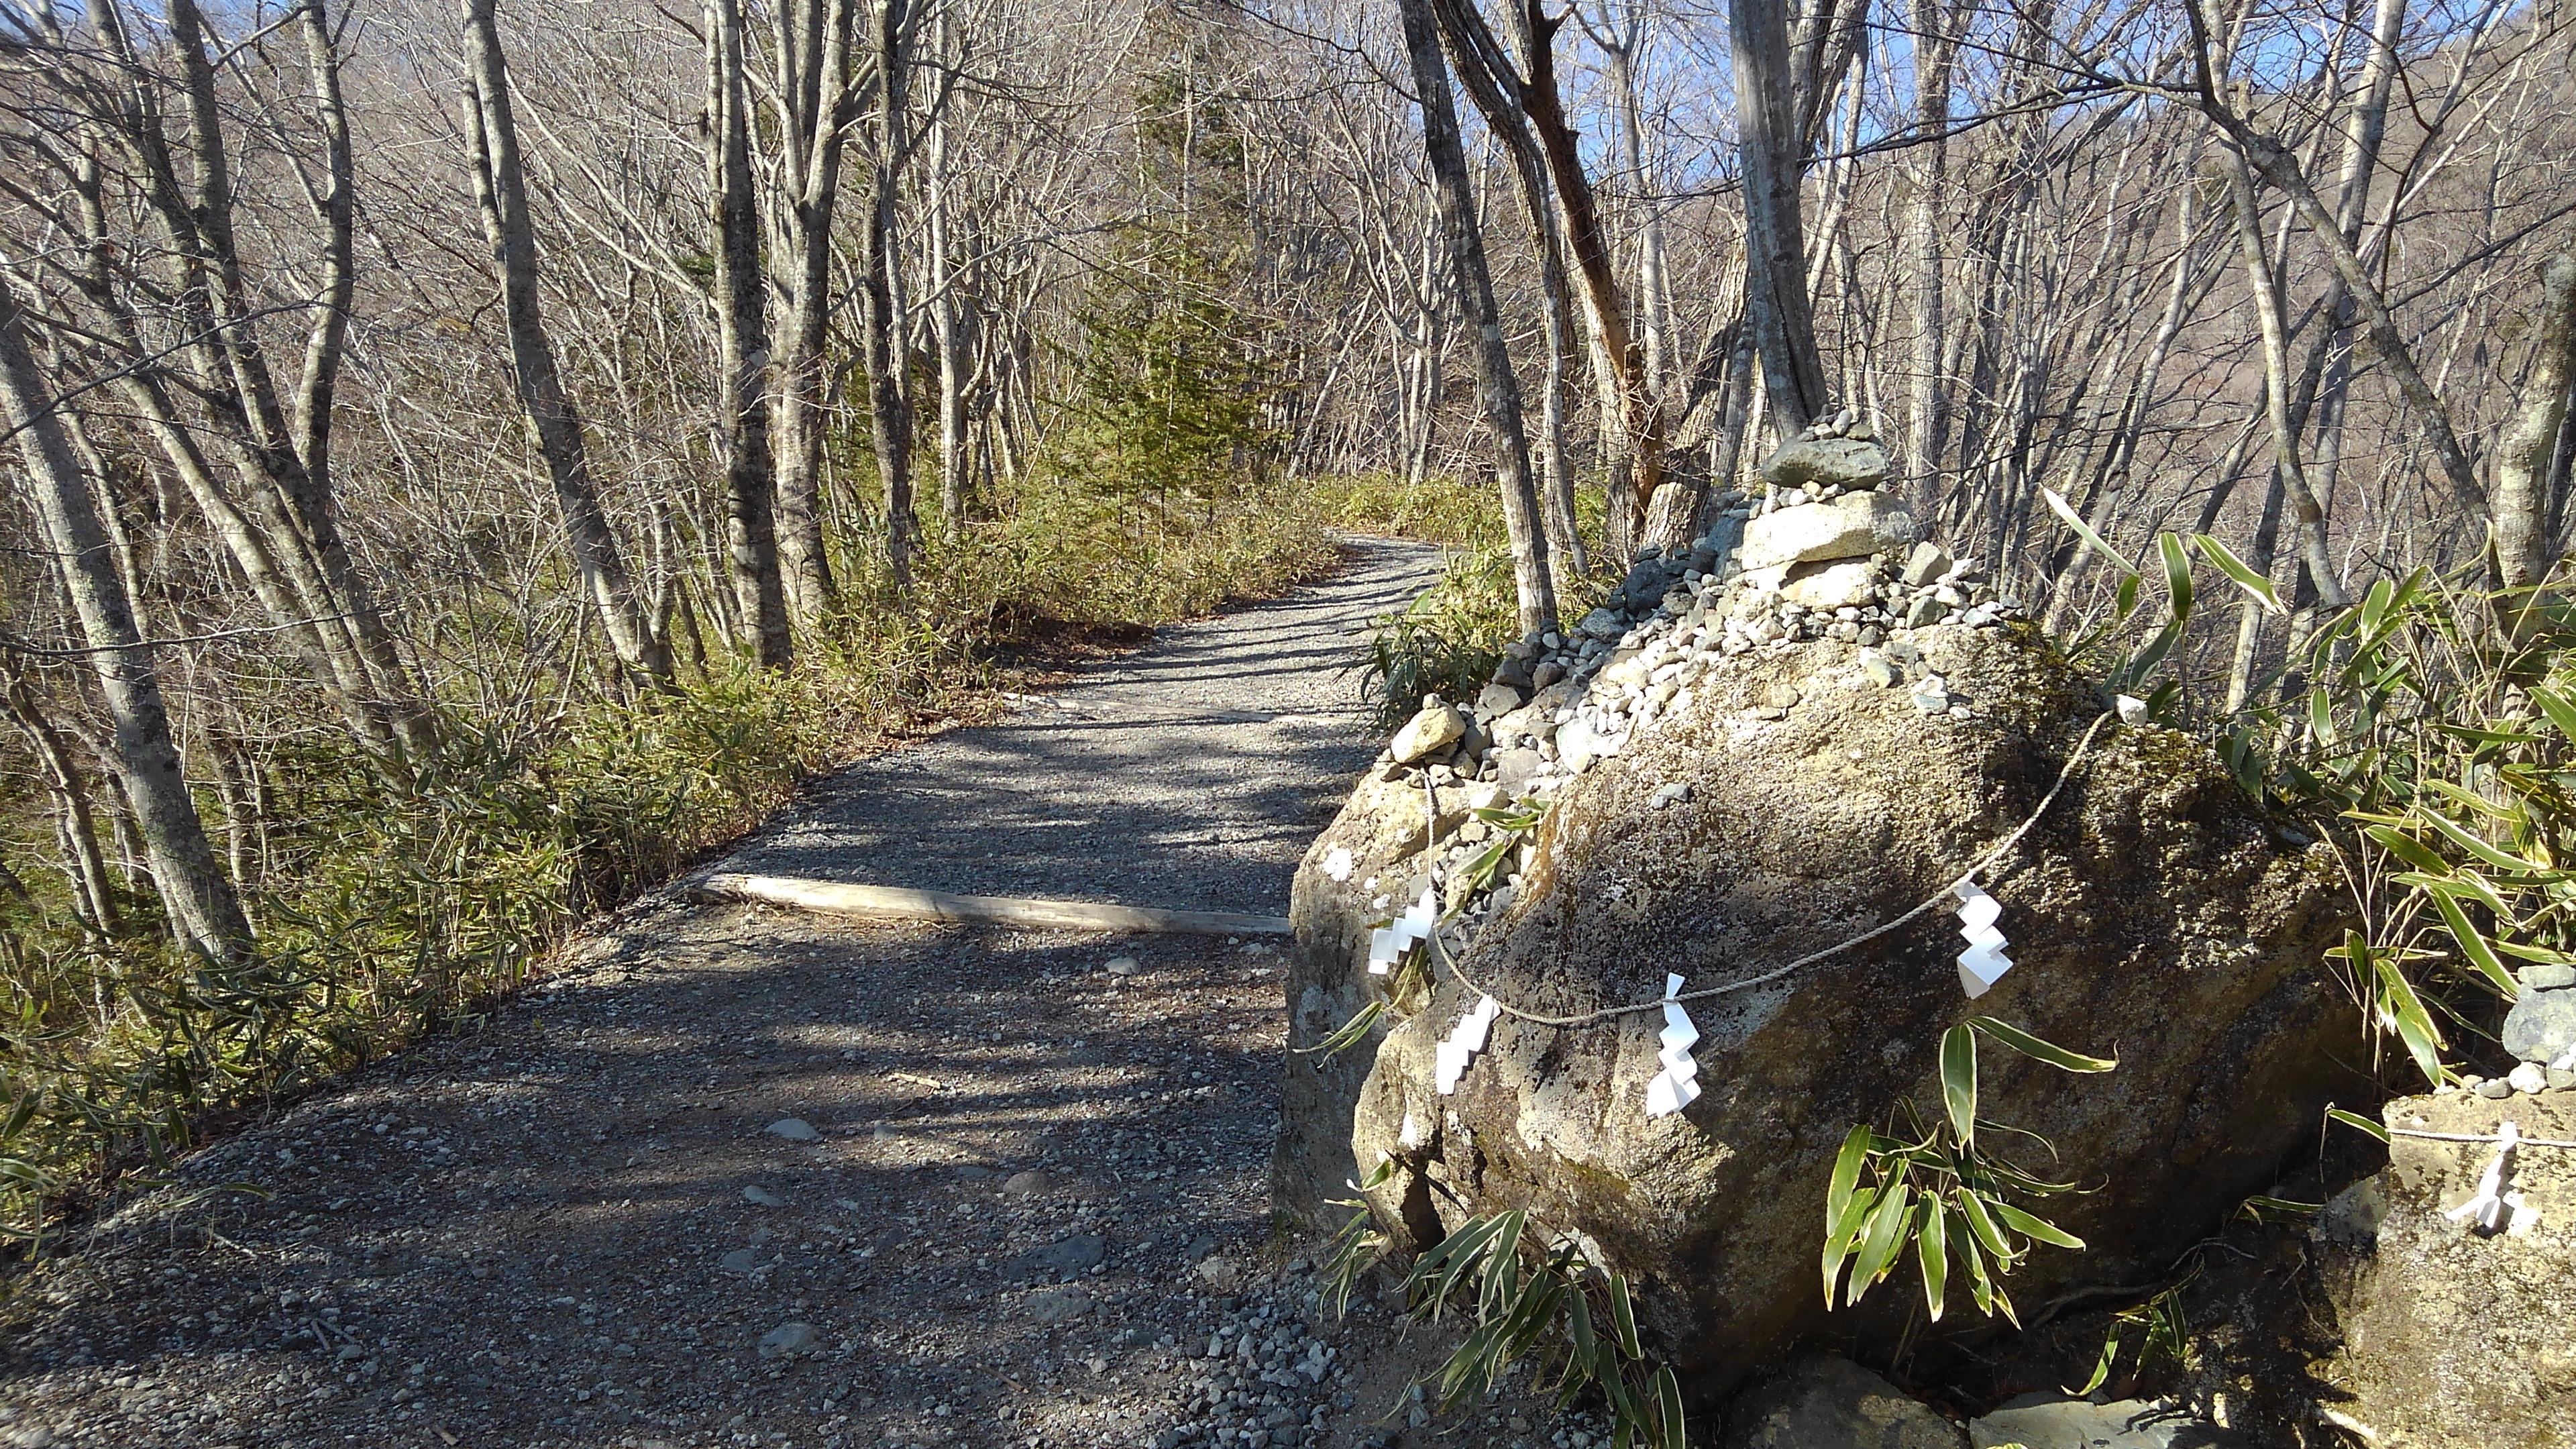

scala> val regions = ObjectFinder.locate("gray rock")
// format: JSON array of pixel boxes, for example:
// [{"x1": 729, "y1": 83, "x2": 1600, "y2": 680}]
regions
[
  {"x1": 1024, "y1": 1288, "x2": 1095, "y2": 1325},
  {"x1": 1477, "y1": 682, "x2": 1527, "y2": 716},
  {"x1": 1574, "y1": 608, "x2": 1625, "y2": 639},
  {"x1": 2522, "y1": 963, "x2": 2576, "y2": 991},
  {"x1": 1390, "y1": 705, "x2": 1468, "y2": 766},
  {"x1": 1969, "y1": 1395, "x2": 2228, "y2": 1448},
  {"x1": 1649, "y1": 783, "x2": 1692, "y2": 810},
  {"x1": 720, "y1": 1248, "x2": 764, "y2": 1274},
  {"x1": 2325, "y1": 1087, "x2": 2576, "y2": 1445},
  {"x1": 1290, "y1": 626, "x2": 2357, "y2": 1393},
  {"x1": 2504, "y1": 989, "x2": 2576, "y2": 1062},
  {"x1": 1759, "y1": 437, "x2": 1892, "y2": 494},
  {"x1": 2512, "y1": 1061, "x2": 2551, "y2": 1093},
  {"x1": 1860, "y1": 653, "x2": 1902, "y2": 688},
  {"x1": 1900, "y1": 542, "x2": 1953, "y2": 587},
  {"x1": 1002, "y1": 1170, "x2": 1051, "y2": 1195},
  {"x1": 2311, "y1": 1174, "x2": 2387, "y2": 1252},
  {"x1": 765, "y1": 1118, "x2": 820, "y2": 1142},
  {"x1": 2551, "y1": 1067, "x2": 2576, "y2": 1091},
  {"x1": 1105, "y1": 956, "x2": 1141, "y2": 976},
  {"x1": 756, "y1": 1322, "x2": 819, "y2": 1358},
  {"x1": 1905, "y1": 593, "x2": 1947, "y2": 628},
  {"x1": 1779, "y1": 557, "x2": 1880, "y2": 610},
  {"x1": 955, "y1": 1163, "x2": 994, "y2": 1180},
  {"x1": 1490, "y1": 747, "x2": 1546, "y2": 797},
  {"x1": 1739, "y1": 492, "x2": 1917, "y2": 572},
  {"x1": 1728, "y1": 1356, "x2": 1964, "y2": 1448},
  {"x1": 1491, "y1": 655, "x2": 1536, "y2": 691},
  {"x1": 1002, "y1": 1233, "x2": 1106, "y2": 1283},
  {"x1": 741, "y1": 1185, "x2": 788, "y2": 1208},
  {"x1": 2478, "y1": 1077, "x2": 2515, "y2": 1098}
]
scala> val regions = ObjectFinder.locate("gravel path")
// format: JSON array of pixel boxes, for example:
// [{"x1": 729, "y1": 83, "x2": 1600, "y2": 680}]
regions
[
  {"x1": 0, "y1": 539, "x2": 1619, "y2": 1449},
  {"x1": 725, "y1": 538, "x2": 1442, "y2": 914}
]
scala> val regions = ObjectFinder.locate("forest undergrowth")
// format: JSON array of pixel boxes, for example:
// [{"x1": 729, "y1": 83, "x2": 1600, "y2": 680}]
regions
[{"x1": 0, "y1": 472, "x2": 1482, "y2": 1252}]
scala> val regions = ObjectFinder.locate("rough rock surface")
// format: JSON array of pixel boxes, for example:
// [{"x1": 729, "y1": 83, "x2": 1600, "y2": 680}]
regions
[
  {"x1": 1968, "y1": 1394, "x2": 2226, "y2": 1447},
  {"x1": 1760, "y1": 437, "x2": 1892, "y2": 492},
  {"x1": 1279, "y1": 624, "x2": 2360, "y2": 1389},
  {"x1": 1739, "y1": 490, "x2": 1918, "y2": 571},
  {"x1": 2317, "y1": 1085, "x2": 2576, "y2": 1447},
  {"x1": 1725, "y1": 1357, "x2": 1965, "y2": 1448}
]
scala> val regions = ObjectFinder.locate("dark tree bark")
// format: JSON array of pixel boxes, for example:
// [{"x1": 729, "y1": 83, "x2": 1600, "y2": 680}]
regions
[
  {"x1": 706, "y1": 0, "x2": 791, "y2": 667},
  {"x1": 1399, "y1": 0, "x2": 1558, "y2": 635},
  {"x1": 1729, "y1": 0, "x2": 1831, "y2": 440}
]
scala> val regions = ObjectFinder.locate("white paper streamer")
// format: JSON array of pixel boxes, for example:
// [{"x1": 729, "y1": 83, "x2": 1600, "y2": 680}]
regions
[
  {"x1": 1644, "y1": 974, "x2": 1701, "y2": 1118},
  {"x1": 1368, "y1": 887, "x2": 1441, "y2": 975},
  {"x1": 1953, "y1": 883, "x2": 2012, "y2": 998},
  {"x1": 2443, "y1": 1119, "x2": 2520, "y2": 1232},
  {"x1": 1434, "y1": 995, "x2": 1501, "y2": 1095}
]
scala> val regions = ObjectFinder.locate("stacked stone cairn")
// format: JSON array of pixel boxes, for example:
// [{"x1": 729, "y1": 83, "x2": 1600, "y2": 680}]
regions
[
  {"x1": 1368, "y1": 413, "x2": 2028, "y2": 940},
  {"x1": 2455, "y1": 959, "x2": 2576, "y2": 1098}
]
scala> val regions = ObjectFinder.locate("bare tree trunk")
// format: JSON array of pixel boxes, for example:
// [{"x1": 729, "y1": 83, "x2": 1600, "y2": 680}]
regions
[
  {"x1": 707, "y1": 0, "x2": 791, "y2": 667},
  {"x1": 1905, "y1": 0, "x2": 1960, "y2": 493},
  {"x1": 1400, "y1": 0, "x2": 1557, "y2": 636},
  {"x1": 1729, "y1": 0, "x2": 1830, "y2": 440},
  {"x1": 858, "y1": 0, "x2": 920, "y2": 592},
  {"x1": 1, "y1": 672, "x2": 116, "y2": 933},
  {"x1": 765, "y1": 0, "x2": 860, "y2": 625},
  {"x1": 1, "y1": 285, "x2": 249, "y2": 963},
  {"x1": 2224, "y1": 153, "x2": 2349, "y2": 612},
  {"x1": 462, "y1": 0, "x2": 672, "y2": 683},
  {"x1": 2493, "y1": 253, "x2": 2576, "y2": 623}
]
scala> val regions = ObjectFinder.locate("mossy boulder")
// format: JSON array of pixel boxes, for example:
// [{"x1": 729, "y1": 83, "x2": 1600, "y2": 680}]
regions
[{"x1": 1276, "y1": 625, "x2": 2362, "y2": 1387}]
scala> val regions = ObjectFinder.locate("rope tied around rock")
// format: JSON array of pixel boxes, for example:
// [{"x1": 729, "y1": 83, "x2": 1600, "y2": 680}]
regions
[{"x1": 1426, "y1": 710, "x2": 2117, "y2": 1029}]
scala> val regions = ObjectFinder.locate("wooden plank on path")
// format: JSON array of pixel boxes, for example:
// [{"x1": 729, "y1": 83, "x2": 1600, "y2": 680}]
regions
[{"x1": 688, "y1": 872, "x2": 1293, "y2": 937}]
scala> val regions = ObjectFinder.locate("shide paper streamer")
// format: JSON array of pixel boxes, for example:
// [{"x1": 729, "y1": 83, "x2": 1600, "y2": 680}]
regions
[
  {"x1": 1644, "y1": 974, "x2": 1701, "y2": 1118},
  {"x1": 1434, "y1": 994, "x2": 1501, "y2": 1095},
  {"x1": 1953, "y1": 883, "x2": 2012, "y2": 998},
  {"x1": 1368, "y1": 887, "x2": 1441, "y2": 976}
]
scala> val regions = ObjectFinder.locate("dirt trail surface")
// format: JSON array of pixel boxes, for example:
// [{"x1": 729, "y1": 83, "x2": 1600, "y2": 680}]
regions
[{"x1": 0, "y1": 539, "x2": 1627, "y2": 1449}]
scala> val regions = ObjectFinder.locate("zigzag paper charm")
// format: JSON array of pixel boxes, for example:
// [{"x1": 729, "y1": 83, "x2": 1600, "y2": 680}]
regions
[
  {"x1": 1368, "y1": 887, "x2": 1441, "y2": 975},
  {"x1": 1434, "y1": 994, "x2": 1501, "y2": 1095},
  {"x1": 1954, "y1": 883, "x2": 2012, "y2": 998},
  {"x1": 1644, "y1": 974, "x2": 1701, "y2": 1118}
]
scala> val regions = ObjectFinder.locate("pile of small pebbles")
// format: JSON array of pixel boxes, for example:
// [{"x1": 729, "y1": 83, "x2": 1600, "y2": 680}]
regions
[{"x1": 1366, "y1": 413, "x2": 2027, "y2": 947}]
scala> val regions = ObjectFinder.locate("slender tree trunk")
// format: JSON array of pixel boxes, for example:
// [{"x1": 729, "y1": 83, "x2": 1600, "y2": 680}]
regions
[
  {"x1": 1906, "y1": 0, "x2": 1959, "y2": 493},
  {"x1": 1730, "y1": 0, "x2": 1830, "y2": 440},
  {"x1": 2493, "y1": 253, "x2": 2576, "y2": 627},
  {"x1": 858, "y1": 0, "x2": 919, "y2": 592},
  {"x1": 765, "y1": 0, "x2": 859, "y2": 625},
  {"x1": 2224, "y1": 153, "x2": 2349, "y2": 611},
  {"x1": 1, "y1": 286, "x2": 249, "y2": 963},
  {"x1": 462, "y1": 0, "x2": 671, "y2": 682},
  {"x1": 707, "y1": 0, "x2": 791, "y2": 667},
  {"x1": 1, "y1": 673, "x2": 117, "y2": 932},
  {"x1": 1400, "y1": 0, "x2": 1556, "y2": 636}
]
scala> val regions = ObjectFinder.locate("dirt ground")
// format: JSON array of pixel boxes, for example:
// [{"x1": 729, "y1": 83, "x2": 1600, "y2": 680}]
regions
[{"x1": 0, "y1": 542, "x2": 1619, "y2": 1449}]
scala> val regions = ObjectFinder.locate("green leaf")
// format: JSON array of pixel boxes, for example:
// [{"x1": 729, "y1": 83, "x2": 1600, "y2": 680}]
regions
[
  {"x1": 1650, "y1": 1366, "x2": 1687, "y2": 1449},
  {"x1": 2530, "y1": 686, "x2": 2576, "y2": 745},
  {"x1": 2326, "y1": 1106, "x2": 2391, "y2": 1144},
  {"x1": 1968, "y1": 1017, "x2": 2118, "y2": 1072},
  {"x1": 1917, "y1": 1196, "x2": 1949, "y2": 1322},
  {"x1": 1295, "y1": 998, "x2": 1387, "y2": 1062},
  {"x1": 2073, "y1": 1325, "x2": 2122, "y2": 1397},
  {"x1": 2420, "y1": 808, "x2": 2535, "y2": 874},
  {"x1": 1990, "y1": 1201, "x2": 2085, "y2": 1250},
  {"x1": 2362, "y1": 826, "x2": 2452, "y2": 876},
  {"x1": 2157, "y1": 533, "x2": 2194, "y2": 623},
  {"x1": 1955, "y1": 1184, "x2": 2013, "y2": 1258},
  {"x1": 2043, "y1": 488, "x2": 2135, "y2": 575},
  {"x1": 1848, "y1": 1182, "x2": 1915, "y2": 1303},
  {"x1": 2428, "y1": 890, "x2": 2519, "y2": 998},
  {"x1": 2192, "y1": 534, "x2": 2284, "y2": 613},
  {"x1": 1608, "y1": 1274, "x2": 1644, "y2": 1360},
  {"x1": 1939, "y1": 1024, "x2": 1978, "y2": 1145}
]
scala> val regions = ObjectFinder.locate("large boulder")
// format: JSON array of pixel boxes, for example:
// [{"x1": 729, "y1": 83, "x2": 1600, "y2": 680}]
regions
[
  {"x1": 1277, "y1": 625, "x2": 2361, "y2": 1390},
  {"x1": 2317, "y1": 1085, "x2": 2576, "y2": 1447},
  {"x1": 1739, "y1": 491, "x2": 1919, "y2": 572}
]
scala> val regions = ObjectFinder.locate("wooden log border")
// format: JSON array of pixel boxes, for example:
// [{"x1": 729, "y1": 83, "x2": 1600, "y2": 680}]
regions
[{"x1": 688, "y1": 872, "x2": 1293, "y2": 937}]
